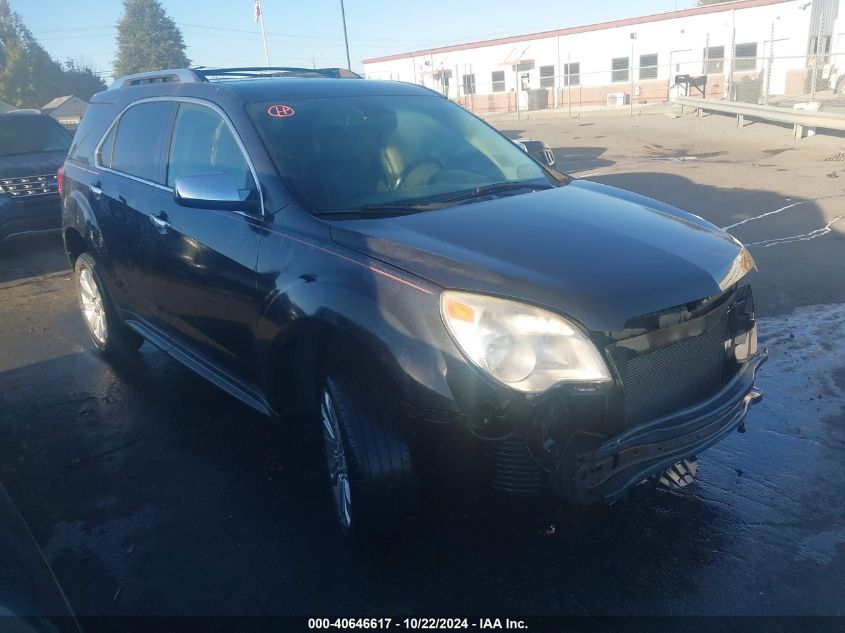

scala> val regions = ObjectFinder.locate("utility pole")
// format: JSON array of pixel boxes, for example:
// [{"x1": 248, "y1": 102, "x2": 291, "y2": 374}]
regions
[{"x1": 340, "y1": 0, "x2": 351, "y2": 70}]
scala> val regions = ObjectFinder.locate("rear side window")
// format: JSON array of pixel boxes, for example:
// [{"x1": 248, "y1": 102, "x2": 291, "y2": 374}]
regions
[
  {"x1": 110, "y1": 101, "x2": 174, "y2": 184},
  {"x1": 167, "y1": 102, "x2": 253, "y2": 190}
]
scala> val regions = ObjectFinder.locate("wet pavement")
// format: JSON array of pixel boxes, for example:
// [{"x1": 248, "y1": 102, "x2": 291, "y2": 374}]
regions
[{"x1": 1, "y1": 116, "x2": 845, "y2": 617}]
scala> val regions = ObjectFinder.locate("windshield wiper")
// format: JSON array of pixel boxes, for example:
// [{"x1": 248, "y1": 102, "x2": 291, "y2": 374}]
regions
[
  {"x1": 443, "y1": 181, "x2": 553, "y2": 203},
  {"x1": 315, "y1": 201, "x2": 448, "y2": 218}
]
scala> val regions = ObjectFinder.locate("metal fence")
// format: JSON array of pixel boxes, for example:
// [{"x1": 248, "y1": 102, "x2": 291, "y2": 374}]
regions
[{"x1": 426, "y1": 51, "x2": 845, "y2": 117}]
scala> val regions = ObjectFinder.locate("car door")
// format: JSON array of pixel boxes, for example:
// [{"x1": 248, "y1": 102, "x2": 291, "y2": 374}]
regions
[
  {"x1": 93, "y1": 100, "x2": 176, "y2": 322},
  {"x1": 143, "y1": 100, "x2": 262, "y2": 385}
]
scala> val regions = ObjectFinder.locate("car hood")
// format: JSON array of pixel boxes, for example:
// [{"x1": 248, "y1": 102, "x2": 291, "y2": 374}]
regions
[
  {"x1": 329, "y1": 179, "x2": 754, "y2": 331},
  {"x1": 0, "y1": 151, "x2": 66, "y2": 178}
]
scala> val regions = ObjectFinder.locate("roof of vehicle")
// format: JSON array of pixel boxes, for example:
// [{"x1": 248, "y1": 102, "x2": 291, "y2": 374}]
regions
[
  {"x1": 100, "y1": 66, "x2": 437, "y2": 105},
  {"x1": 0, "y1": 110, "x2": 52, "y2": 118}
]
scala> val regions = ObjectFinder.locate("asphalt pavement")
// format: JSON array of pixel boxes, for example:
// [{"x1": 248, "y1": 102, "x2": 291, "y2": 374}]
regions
[{"x1": 0, "y1": 113, "x2": 844, "y2": 619}]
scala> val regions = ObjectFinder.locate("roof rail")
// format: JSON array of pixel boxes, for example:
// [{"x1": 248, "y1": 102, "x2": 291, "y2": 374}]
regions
[
  {"x1": 108, "y1": 66, "x2": 362, "y2": 91},
  {"x1": 193, "y1": 66, "x2": 362, "y2": 80},
  {"x1": 109, "y1": 68, "x2": 205, "y2": 90}
]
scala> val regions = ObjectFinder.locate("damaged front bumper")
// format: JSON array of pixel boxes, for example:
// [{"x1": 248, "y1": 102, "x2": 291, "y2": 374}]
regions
[{"x1": 572, "y1": 349, "x2": 767, "y2": 504}]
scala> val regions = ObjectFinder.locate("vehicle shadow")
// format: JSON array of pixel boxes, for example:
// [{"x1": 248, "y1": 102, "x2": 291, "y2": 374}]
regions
[
  {"x1": 497, "y1": 127, "x2": 615, "y2": 175},
  {"x1": 584, "y1": 171, "x2": 845, "y2": 315},
  {"x1": 549, "y1": 146, "x2": 615, "y2": 174},
  {"x1": 0, "y1": 231, "x2": 69, "y2": 285}
]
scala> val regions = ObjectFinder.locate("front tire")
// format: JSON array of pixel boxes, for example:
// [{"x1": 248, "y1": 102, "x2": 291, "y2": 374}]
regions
[
  {"x1": 74, "y1": 253, "x2": 143, "y2": 356},
  {"x1": 318, "y1": 367, "x2": 419, "y2": 541}
]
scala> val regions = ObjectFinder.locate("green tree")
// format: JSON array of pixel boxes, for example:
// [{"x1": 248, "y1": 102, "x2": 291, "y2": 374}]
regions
[
  {"x1": 0, "y1": 1, "x2": 105, "y2": 107},
  {"x1": 0, "y1": 0, "x2": 62, "y2": 107},
  {"x1": 58, "y1": 59, "x2": 107, "y2": 101},
  {"x1": 113, "y1": 0, "x2": 190, "y2": 77}
]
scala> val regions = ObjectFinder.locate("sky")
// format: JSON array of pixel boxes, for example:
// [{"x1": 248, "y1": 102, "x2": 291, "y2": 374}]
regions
[{"x1": 14, "y1": 0, "x2": 697, "y2": 79}]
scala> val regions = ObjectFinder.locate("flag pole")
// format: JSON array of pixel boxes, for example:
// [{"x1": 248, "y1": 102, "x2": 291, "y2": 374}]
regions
[
  {"x1": 340, "y1": 0, "x2": 351, "y2": 70},
  {"x1": 256, "y1": 0, "x2": 270, "y2": 67}
]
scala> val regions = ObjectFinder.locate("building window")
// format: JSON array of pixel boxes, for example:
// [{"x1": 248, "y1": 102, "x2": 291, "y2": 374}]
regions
[
  {"x1": 704, "y1": 46, "x2": 724, "y2": 74},
  {"x1": 433, "y1": 70, "x2": 451, "y2": 92},
  {"x1": 612, "y1": 57, "x2": 629, "y2": 82},
  {"x1": 563, "y1": 62, "x2": 580, "y2": 86},
  {"x1": 539, "y1": 65, "x2": 555, "y2": 88},
  {"x1": 492, "y1": 70, "x2": 505, "y2": 92},
  {"x1": 462, "y1": 73, "x2": 476, "y2": 95},
  {"x1": 639, "y1": 53, "x2": 658, "y2": 80},
  {"x1": 734, "y1": 43, "x2": 757, "y2": 71}
]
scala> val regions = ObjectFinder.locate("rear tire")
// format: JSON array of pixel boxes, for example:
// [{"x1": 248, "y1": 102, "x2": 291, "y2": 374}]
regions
[
  {"x1": 318, "y1": 365, "x2": 419, "y2": 541},
  {"x1": 74, "y1": 253, "x2": 143, "y2": 356}
]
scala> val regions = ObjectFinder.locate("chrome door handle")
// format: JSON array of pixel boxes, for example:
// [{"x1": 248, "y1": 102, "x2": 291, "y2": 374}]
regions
[
  {"x1": 149, "y1": 213, "x2": 171, "y2": 231},
  {"x1": 89, "y1": 184, "x2": 102, "y2": 196}
]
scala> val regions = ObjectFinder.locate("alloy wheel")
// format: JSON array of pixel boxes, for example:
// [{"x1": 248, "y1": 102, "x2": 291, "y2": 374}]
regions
[
  {"x1": 320, "y1": 387, "x2": 352, "y2": 529},
  {"x1": 78, "y1": 265, "x2": 107, "y2": 345}
]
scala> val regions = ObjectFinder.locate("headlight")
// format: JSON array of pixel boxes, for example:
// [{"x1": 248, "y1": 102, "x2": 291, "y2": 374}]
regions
[{"x1": 441, "y1": 291, "x2": 611, "y2": 393}]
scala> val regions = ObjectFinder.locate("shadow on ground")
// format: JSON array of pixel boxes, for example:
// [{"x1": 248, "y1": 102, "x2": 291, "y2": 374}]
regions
[
  {"x1": 586, "y1": 171, "x2": 845, "y2": 315},
  {"x1": 0, "y1": 231, "x2": 69, "y2": 285}
]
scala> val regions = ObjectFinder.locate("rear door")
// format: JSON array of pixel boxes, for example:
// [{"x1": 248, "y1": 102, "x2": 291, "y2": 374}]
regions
[
  {"x1": 94, "y1": 100, "x2": 176, "y2": 321},
  {"x1": 143, "y1": 100, "x2": 262, "y2": 384}
]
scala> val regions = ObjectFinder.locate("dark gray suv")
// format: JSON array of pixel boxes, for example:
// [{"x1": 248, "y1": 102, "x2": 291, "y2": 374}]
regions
[
  {"x1": 0, "y1": 111, "x2": 69, "y2": 242},
  {"x1": 61, "y1": 67, "x2": 766, "y2": 541}
]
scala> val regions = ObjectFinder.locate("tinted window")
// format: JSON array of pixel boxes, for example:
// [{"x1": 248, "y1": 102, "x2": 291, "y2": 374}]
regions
[
  {"x1": 248, "y1": 95, "x2": 549, "y2": 213},
  {"x1": 167, "y1": 102, "x2": 253, "y2": 190},
  {"x1": 0, "y1": 115, "x2": 71, "y2": 157},
  {"x1": 98, "y1": 125, "x2": 117, "y2": 168},
  {"x1": 111, "y1": 102, "x2": 174, "y2": 183}
]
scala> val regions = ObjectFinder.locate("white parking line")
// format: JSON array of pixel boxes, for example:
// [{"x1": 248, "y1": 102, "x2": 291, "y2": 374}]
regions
[
  {"x1": 722, "y1": 201, "x2": 807, "y2": 231},
  {"x1": 745, "y1": 216, "x2": 843, "y2": 248}
]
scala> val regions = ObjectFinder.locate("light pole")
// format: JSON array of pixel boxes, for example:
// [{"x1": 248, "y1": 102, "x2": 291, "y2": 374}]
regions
[
  {"x1": 630, "y1": 32, "x2": 637, "y2": 117},
  {"x1": 340, "y1": 0, "x2": 351, "y2": 70}
]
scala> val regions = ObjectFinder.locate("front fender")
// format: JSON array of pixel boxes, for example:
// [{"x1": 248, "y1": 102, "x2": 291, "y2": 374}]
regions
[{"x1": 257, "y1": 269, "x2": 460, "y2": 414}]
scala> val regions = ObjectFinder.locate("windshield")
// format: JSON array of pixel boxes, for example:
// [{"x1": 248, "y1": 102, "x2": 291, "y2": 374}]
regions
[
  {"x1": 247, "y1": 95, "x2": 552, "y2": 213},
  {"x1": 0, "y1": 115, "x2": 72, "y2": 158}
]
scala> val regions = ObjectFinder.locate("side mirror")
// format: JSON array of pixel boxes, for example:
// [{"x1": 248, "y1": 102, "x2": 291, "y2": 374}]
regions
[
  {"x1": 174, "y1": 172, "x2": 256, "y2": 212},
  {"x1": 512, "y1": 139, "x2": 529, "y2": 153}
]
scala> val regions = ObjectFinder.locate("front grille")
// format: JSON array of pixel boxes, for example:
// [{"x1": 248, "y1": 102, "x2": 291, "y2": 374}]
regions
[
  {"x1": 0, "y1": 174, "x2": 59, "y2": 198},
  {"x1": 622, "y1": 316, "x2": 727, "y2": 425}
]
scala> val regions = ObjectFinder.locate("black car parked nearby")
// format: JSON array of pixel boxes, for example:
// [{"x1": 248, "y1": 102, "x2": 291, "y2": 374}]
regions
[
  {"x1": 0, "y1": 111, "x2": 70, "y2": 242},
  {"x1": 60, "y1": 67, "x2": 765, "y2": 540}
]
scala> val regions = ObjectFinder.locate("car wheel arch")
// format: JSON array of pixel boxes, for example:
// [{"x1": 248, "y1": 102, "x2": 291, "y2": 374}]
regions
[
  {"x1": 266, "y1": 317, "x2": 403, "y2": 422},
  {"x1": 63, "y1": 227, "x2": 87, "y2": 266}
]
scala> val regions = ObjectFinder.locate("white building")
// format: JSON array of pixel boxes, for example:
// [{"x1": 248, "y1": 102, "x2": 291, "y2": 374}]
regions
[{"x1": 362, "y1": 0, "x2": 842, "y2": 114}]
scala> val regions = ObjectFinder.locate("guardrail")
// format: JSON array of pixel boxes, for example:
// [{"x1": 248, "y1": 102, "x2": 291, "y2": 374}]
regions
[{"x1": 675, "y1": 96, "x2": 845, "y2": 139}]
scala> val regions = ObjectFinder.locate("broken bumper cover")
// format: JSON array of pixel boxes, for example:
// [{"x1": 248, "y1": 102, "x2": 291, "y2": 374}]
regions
[{"x1": 573, "y1": 349, "x2": 768, "y2": 504}]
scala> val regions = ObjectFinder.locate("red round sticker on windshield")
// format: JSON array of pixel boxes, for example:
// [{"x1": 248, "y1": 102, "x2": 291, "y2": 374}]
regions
[{"x1": 267, "y1": 104, "x2": 295, "y2": 118}]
